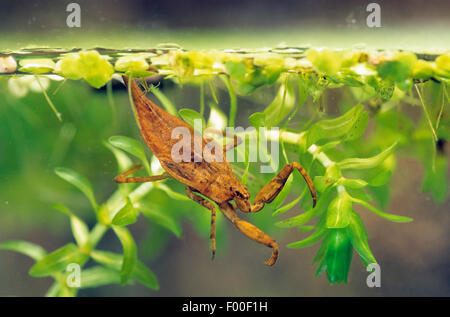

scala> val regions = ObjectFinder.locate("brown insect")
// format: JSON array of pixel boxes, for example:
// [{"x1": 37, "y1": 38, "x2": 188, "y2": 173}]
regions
[{"x1": 115, "y1": 77, "x2": 317, "y2": 266}]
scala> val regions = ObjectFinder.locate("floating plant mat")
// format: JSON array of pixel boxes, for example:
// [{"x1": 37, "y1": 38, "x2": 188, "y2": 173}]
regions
[{"x1": 1, "y1": 46, "x2": 448, "y2": 90}]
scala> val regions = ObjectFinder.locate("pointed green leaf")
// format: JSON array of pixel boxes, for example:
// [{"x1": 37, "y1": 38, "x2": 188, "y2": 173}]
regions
[
  {"x1": 90, "y1": 250, "x2": 159, "y2": 290},
  {"x1": 0, "y1": 240, "x2": 47, "y2": 261},
  {"x1": 29, "y1": 243, "x2": 88, "y2": 277},
  {"x1": 338, "y1": 143, "x2": 397, "y2": 170},
  {"x1": 80, "y1": 266, "x2": 122, "y2": 288},
  {"x1": 149, "y1": 85, "x2": 178, "y2": 116},
  {"x1": 54, "y1": 167, "x2": 98, "y2": 211},
  {"x1": 112, "y1": 198, "x2": 140, "y2": 227},
  {"x1": 156, "y1": 183, "x2": 190, "y2": 201},
  {"x1": 351, "y1": 197, "x2": 413, "y2": 223},
  {"x1": 179, "y1": 108, "x2": 205, "y2": 132},
  {"x1": 112, "y1": 226, "x2": 137, "y2": 284},
  {"x1": 340, "y1": 178, "x2": 368, "y2": 189},
  {"x1": 272, "y1": 191, "x2": 304, "y2": 217},
  {"x1": 109, "y1": 135, "x2": 150, "y2": 173},
  {"x1": 287, "y1": 228, "x2": 326, "y2": 249},
  {"x1": 104, "y1": 141, "x2": 133, "y2": 174},
  {"x1": 53, "y1": 203, "x2": 89, "y2": 248},
  {"x1": 298, "y1": 225, "x2": 315, "y2": 232},
  {"x1": 275, "y1": 207, "x2": 317, "y2": 228},
  {"x1": 248, "y1": 112, "x2": 266, "y2": 129},
  {"x1": 326, "y1": 191, "x2": 352, "y2": 228},
  {"x1": 306, "y1": 105, "x2": 366, "y2": 147},
  {"x1": 140, "y1": 205, "x2": 182, "y2": 238},
  {"x1": 347, "y1": 211, "x2": 377, "y2": 266},
  {"x1": 263, "y1": 79, "x2": 296, "y2": 127}
]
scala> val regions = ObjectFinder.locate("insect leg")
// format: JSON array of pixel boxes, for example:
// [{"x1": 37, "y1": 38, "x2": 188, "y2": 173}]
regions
[
  {"x1": 185, "y1": 187, "x2": 217, "y2": 260},
  {"x1": 219, "y1": 201, "x2": 279, "y2": 266},
  {"x1": 236, "y1": 162, "x2": 317, "y2": 213},
  {"x1": 114, "y1": 164, "x2": 170, "y2": 183}
]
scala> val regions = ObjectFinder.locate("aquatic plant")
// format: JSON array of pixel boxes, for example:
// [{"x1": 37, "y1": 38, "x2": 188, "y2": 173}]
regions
[{"x1": 0, "y1": 45, "x2": 448, "y2": 293}]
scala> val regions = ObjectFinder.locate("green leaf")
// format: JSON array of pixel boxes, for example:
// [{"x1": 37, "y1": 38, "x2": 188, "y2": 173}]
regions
[
  {"x1": 115, "y1": 54, "x2": 153, "y2": 78},
  {"x1": 263, "y1": 79, "x2": 296, "y2": 127},
  {"x1": 314, "y1": 176, "x2": 336, "y2": 193},
  {"x1": 365, "y1": 154, "x2": 396, "y2": 187},
  {"x1": 207, "y1": 102, "x2": 227, "y2": 131},
  {"x1": 149, "y1": 85, "x2": 178, "y2": 116},
  {"x1": 275, "y1": 207, "x2": 317, "y2": 228},
  {"x1": 53, "y1": 203, "x2": 90, "y2": 248},
  {"x1": 248, "y1": 112, "x2": 266, "y2": 130},
  {"x1": 104, "y1": 141, "x2": 133, "y2": 174},
  {"x1": 377, "y1": 52, "x2": 417, "y2": 85},
  {"x1": 19, "y1": 58, "x2": 55, "y2": 74},
  {"x1": 29, "y1": 243, "x2": 88, "y2": 277},
  {"x1": 435, "y1": 53, "x2": 450, "y2": 78},
  {"x1": 337, "y1": 143, "x2": 397, "y2": 170},
  {"x1": 58, "y1": 51, "x2": 114, "y2": 88},
  {"x1": 307, "y1": 49, "x2": 342, "y2": 75},
  {"x1": 112, "y1": 198, "x2": 140, "y2": 227},
  {"x1": 54, "y1": 167, "x2": 98, "y2": 211},
  {"x1": 140, "y1": 204, "x2": 182, "y2": 238},
  {"x1": 109, "y1": 136, "x2": 150, "y2": 173},
  {"x1": 0, "y1": 240, "x2": 47, "y2": 261},
  {"x1": 276, "y1": 186, "x2": 334, "y2": 226},
  {"x1": 179, "y1": 108, "x2": 205, "y2": 132},
  {"x1": 351, "y1": 197, "x2": 413, "y2": 223},
  {"x1": 326, "y1": 191, "x2": 352, "y2": 228},
  {"x1": 287, "y1": 228, "x2": 326, "y2": 248},
  {"x1": 91, "y1": 250, "x2": 159, "y2": 290},
  {"x1": 156, "y1": 183, "x2": 190, "y2": 201},
  {"x1": 325, "y1": 229, "x2": 353, "y2": 284},
  {"x1": 340, "y1": 178, "x2": 368, "y2": 189},
  {"x1": 131, "y1": 261, "x2": 160, "y2": 290},
  {"x1": 225, "y1": 61, "x2": 246, "y2": 79},
  {"x1": 112, "y1": 226, "x2": 137, "y2": 284},
  {"x1": 412, "y1": 60, "x2": 435, "y2": 80},
  {"x1": 298, "y1": 225, "x2": 315, "y2": 232},
  {"x1": 347, "y1": 211, "x2": 377, "y2": 266},
  {"x1": 422, "y1": 154, "x2": 448, "y2": 203},
  {"x1": 306, "y1": 105, "x2": 367, "y2": 147},
  {"x1": 80, "y1": 266, "x2": 122, "y2": 288},
  {"x1": 272, "y1": 191, "x2": 305, "y2": 217}
]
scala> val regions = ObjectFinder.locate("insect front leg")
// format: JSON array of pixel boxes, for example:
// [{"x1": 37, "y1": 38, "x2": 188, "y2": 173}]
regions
[
  {"x1": 219, "y1": 201, "x2": 279, "y2": 266},
  {"x1": 185, "y1": 187, "x2": 217, "y2": 259},
  {"x1": 114, "y1": 164, "x2": 170, "y2": 183},
  {"x1": 235, "y1": 162, "x2": 317, "y2": 213}
]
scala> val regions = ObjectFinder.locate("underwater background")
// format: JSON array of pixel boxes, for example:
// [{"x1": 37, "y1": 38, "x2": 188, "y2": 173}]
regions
[{"x1": 0, "y1": 0, "x2": 449, "y2": 296}]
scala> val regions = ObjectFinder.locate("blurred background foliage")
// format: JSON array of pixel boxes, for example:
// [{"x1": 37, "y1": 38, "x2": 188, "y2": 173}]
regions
[{"x1": 0, "y1": 0, "x2": 449, "y2": 296}]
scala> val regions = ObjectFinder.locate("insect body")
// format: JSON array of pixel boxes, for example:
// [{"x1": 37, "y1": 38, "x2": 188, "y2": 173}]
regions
[{"x1": 116, "y1": 77, "x2": 317, "y2": 266}]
